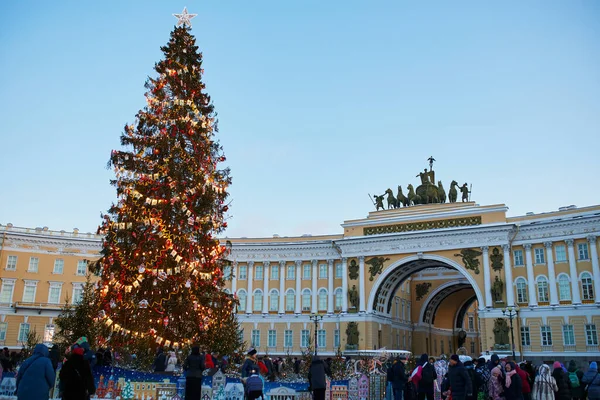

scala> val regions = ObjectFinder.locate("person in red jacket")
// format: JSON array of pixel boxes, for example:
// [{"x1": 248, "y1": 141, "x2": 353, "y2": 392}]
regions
[
  {"x1": 257, "y1": 357, "x2": 269, "y2": 376},
  {"x1": 205, "y1": 352, "x2": 215, "y2": 369},
  {"x1": 515, "y1": 363, "x2": 532, "y2": 400}
]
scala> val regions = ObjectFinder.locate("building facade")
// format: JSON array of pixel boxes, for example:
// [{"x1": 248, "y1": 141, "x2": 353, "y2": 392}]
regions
[{"x1": 1, "y1": 201, "x2": 599, "y2": 363}]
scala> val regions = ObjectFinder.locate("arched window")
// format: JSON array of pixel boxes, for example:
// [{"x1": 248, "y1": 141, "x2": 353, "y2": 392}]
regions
[
  {"x1": 237, "y1": 290, "x2": 247, "y2": 312},
  {"x1": 285, "y1": 289, "x2": 295, "y2": 311},
  {"x1": 302, "y1": 289, "x2": 311, "y2": 311},
  {"x1": 269, "y1": 289, "x2": 279, "y2": 312},
  {"x1": 223, "y1": 288, "x2": 231, "y2": 295},
  {"x1": 516, "y1": 278, "x2": 528, "y2": 304},
  {"x1": 334, "y1": 288, "x2": 343, "y2": 311},
  {"x1": 318, "y1": 289, "x2": 328, "y2": 311},
  {"x1": 581, "y1": 272, "x2": 594, "y2": 301},
  {"x1": 253, "y1": 289, "x2": 263, "y2": 312},
  {"x1": 537, "y1": 276, "x2": 549, "y2": 302},
  {"x1": 558, "y1": 274, "x2": 571, "y2": 301}
]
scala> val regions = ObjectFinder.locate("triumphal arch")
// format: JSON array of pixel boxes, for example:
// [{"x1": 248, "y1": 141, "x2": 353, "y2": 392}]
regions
[{"x1": 227, "y1": 162, "x2": 600, "y2": 363}]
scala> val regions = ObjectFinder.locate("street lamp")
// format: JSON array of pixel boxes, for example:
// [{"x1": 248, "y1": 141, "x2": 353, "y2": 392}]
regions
[
  {"x1": 310, "y1": 314, "x2": 324, "y2": 356},
  {"x1": 502, "y1": 306, "x2": 520, "y2": 359}
]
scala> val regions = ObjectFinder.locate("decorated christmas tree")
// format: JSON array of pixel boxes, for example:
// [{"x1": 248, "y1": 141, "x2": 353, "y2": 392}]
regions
[
  {"x1": 94, "y1": 10, "x2": 235, "y2": 353},
  {"x1": 121, "y1": 379, "x2": 134, "y2": 400}
]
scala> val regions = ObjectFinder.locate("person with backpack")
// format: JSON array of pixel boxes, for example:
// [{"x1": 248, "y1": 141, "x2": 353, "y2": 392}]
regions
[
  {"x1": 552, "y1": 361, "x2": 571, "y2": 400},
  {"x1": 59, "y1": 347, "x2": 96, "y2": 400},
  {"x1": 15, "y1": 344, "x2": 56, "y2": 400},
  {"x1": 532, "y1": 363, "x2": 558, "y2": 400},
  {"x1": 567, "y1": 360, "x2": 584, "y2": 400},
  {"x1": 246, "y1": 368, "x2": 265, "y2": 400},
  {"x1": 583, "y1": 362, "x2": 600, "y2": 400},
  {"x1": 411, "y1": 354, "x2": 438, "y2": 400},
  {"x1": 474, "y1": 357, "x2": 490, "y2": 400}
]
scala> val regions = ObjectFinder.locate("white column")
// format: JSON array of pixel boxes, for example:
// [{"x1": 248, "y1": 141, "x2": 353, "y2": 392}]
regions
[
  {"x1": 544, "y1": 242, "x2": 559, "y2": 306},
  {"x1": 481, "y1": 246, "x2": 492, "y2": 308},
  {"x1": 524, "y1": 244, "x2": 538, "y2": 306},
  {"x1": 502, "y1": 245, "x2": 515, "y2": 306},
  {"x1": 311, "y1": 260, "x2": 318, "y2": 313},
  {"x1": 588, "y1": 236, "x2": 600, "y2": 304},
  {"x1": 359, "y1": 256, "x2": 366, "y2": 313},
  {"x1": 231, "y1": 262, "x2": 238, "y2": 294},
  {"x1": 566, "y1": 239, "x2": 582, "y2": 304},
  {"x1": 295, "y1": 260, "x2": 302, "y2": 314},
  {"x1": 278, "y1": 261, "x2": 285, "y2": 313},
  {"x1": 262, "y1": 262, "x2": 269, "y2": 314},
  {"x1": 341, "y1": 258, "x2": 349, "y2": 313},
  {"x1": 246, "y1": 262, "x2": 254, "y2": 314},
  {"x1": 327, "y1": 260, "x2": 334, "y2": 314}
]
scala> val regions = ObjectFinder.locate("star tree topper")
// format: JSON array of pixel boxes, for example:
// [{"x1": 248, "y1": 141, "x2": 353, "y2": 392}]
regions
[{"x1": 173, "y1": 7, "x2": 197, "y2": 27}]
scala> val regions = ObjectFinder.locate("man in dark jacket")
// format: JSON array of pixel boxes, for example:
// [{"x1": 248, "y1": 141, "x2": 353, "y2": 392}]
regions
[
  {"x1": 415, "y1": 353, "x2": 437, "y2": 400},
  {"x1": 487, "y1": 354, "x2": 500, "y2": 372},
  {"x1": 391, "y1": 356, "x2": 408, "y2": 400},
  {"x1": 447, "y1": 355, "x2": 473, "y2": 400},
  {"x1": 153, "y1": 347, "x2": 167, "y2": 372},
  {"x1": 308, "y1": 357, "x2": 327, "y2": 400}
]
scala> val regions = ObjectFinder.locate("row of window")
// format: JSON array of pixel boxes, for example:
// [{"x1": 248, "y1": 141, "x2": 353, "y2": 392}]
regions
[
  {"x1": 250, "y1": 328, "x2": 341, "y2": 349},
  {"x1": 237, "y1": 288, "x2": 343, "y2": 312},
  {"x1": 515, "y1": 273, "x2": 594, "y2": 303},
  {"x1": 0, "y1": 280, "x2": 83, "y2": 304},
  {"x1": 228, "y1": 263, "x2": 343, "y2": 281},
  {"x1": 520, "y1": 324, "x2": 598, "y2": 347},
  {"x1": 5, "y1": 256, "x2": 87, "y2": 275},
  {"x1": 392, "y1": 298, "x2": 412, "y2": 322},
  {"x1": 0, "y1": 322, "x2": 55, "y2": 344},
  {"x1": 513, "y1": 243, "x2": 590, "y2": 267}
]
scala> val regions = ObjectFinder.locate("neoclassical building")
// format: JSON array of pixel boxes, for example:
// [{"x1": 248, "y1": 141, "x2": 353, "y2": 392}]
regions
[
  {"x1": 1, "y1": 201, "x2": 599, "y2": 364},
  {"x1": 226, "y1": 201, "x2": 600, "y2": 363}
]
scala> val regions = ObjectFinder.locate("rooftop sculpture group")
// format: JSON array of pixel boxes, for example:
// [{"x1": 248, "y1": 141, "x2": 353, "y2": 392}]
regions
[{"x1": 372, "y1": 157, "x2": 471, "y2": 211}]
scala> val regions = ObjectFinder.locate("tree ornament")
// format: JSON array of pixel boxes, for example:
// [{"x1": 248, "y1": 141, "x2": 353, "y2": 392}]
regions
[
  {"x1": 185, "y1": 280, "x2": 191, "y2": 288},
  {"x1": 138, "y1": 265, "x2": 146, "y2": 273},
  {"x1": 139, "y1": 300, "x2": 149, "y2": 308}
]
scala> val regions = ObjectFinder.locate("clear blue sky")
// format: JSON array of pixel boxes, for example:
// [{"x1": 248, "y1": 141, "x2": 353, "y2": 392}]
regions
[{"x1": 1, "y1": 1, "x2": 599, "y2": 238}]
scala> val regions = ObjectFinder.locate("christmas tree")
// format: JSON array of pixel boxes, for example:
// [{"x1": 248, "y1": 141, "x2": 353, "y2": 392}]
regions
[
  {"x1": 121, "y1": 379, "x2": 134, "y2": 400},
  {"x1": 54, "y1": 274, "x2": 102, "y2": 348},
  {"x1": 94, "y1": 12, "x2": 235, "y2": 352}
]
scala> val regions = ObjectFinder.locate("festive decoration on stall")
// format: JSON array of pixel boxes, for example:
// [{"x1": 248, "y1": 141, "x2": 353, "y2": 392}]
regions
[{"x1": 94, "y1": 20, "x2": 235, "y2": 352}]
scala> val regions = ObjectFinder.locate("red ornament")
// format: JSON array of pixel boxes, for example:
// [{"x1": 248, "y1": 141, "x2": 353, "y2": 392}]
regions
[{"x1": 154, "y1": 149, "x2": 160, "y2": 154}]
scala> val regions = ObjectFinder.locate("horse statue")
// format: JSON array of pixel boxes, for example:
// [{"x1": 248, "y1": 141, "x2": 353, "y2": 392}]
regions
[
  {"x1": 397, "y1": 185, "x2": 409, "y2": 207},
  {"x1": 449, "y1": 180, "x2": 459, "y2": 203},
  {"x1": 385, "y1": 188, "x2": 398, "y2": 209},
  {"x1": 407, "y1": 184, "x2": 422, "y2": 205},
  {"x1": 416, "y1": 182, "x2": 440, "y2": 204},
  {"x1": 438, "y1": 181, "x2": 447, "y2": 203}
]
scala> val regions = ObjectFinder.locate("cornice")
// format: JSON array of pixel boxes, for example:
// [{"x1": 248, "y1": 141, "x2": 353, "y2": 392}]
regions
[
  {"x1": 228, "y1": 240, "x2": 340, "y2": 262},
  {"x1": 513, "y1": 216, "x2": 600, "y2": 244},
  {"x1": 3, "y1": 231, "x2": 102, "y2": 253}
]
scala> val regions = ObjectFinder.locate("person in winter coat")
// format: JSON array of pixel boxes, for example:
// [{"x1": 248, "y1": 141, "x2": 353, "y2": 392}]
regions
[
  {"x1": 165, "y1": 351, "x2": 178, "y2": 373},
  {"x1": 516, "y1": 363, "x2": 532, "y2": 400},
  {"x1": 434, "y1": 358, "x2": 449, "y2": 400},
  {"x1": 59, "y1": 347, "x2": 96, "y2": 400},
  {"x1": 487, "y1": 354, "x2": 500, "y2": 372},
  {"x1": 391, "y1": 357, "x2": 408, "y2": 400},
  {"x1": 552, "y1": 361, "x2": 572, "y2": 400},
  {"x1": 153, "y1": 347, "x2": 167, "y2": 372},
  {"x1": 246, "y1": 368, "x2": 264, "y2": 400},
  {"x1": 446, "y1": 355, "x2": 473, "y2": 400},
  {"x1": 567, "y1": 360, "x2": 585, "y2": 400},
  {"x1": 463, "y1": 360, "x2": 480, "y2": 400},
  {"x1": 184, "y1": 346, "x2": 205, "y2": 400},
  {"x1": 308, "y1": 356, "x2": 327, "y2": 400},
  {"x1": 488, "y1": 366, "x2": 504, "y2": 400},
  {"x1": 241, "y1": 349, "x2": 258, "y2": 379},
  {"x1": 532, "y1": 363, "x2": 558, "y2": 400},
  {"x1": 474, "y1": 357, "x2": 490, "y2": 399},
  {"x1": 503, "y1": 361, "x2": 524, "y2": 400},
  {"x1": 411, "y1": 353, "x2": 437, "y2": 400},
  {"x1": 15, "y1": 344, "x2": 56, "y2": 400},
  {"x1": 583, "y1": 361, "x2": 600, "y2": 400},
  {"x1": 49, "y1": 345, "x2": 61, "y2": 371}
]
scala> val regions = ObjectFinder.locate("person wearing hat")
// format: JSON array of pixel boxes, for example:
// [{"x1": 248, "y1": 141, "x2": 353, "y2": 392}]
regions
[
  {"x1": 59, "y1": 347, "x2": 96, "y2": 400},
  {"x1": 446, "y1": 354, "x2": 472, "y2": 400},
  {"x1": 15, "y1": 344, "x2": 56, "y2": 400},
  {"x1": 246, "y1": 367, "x2": 265, "y2": 400},
  {"x1": 242, "y1": 348, "x2": 258, "y2": 379},
  {"x1": 391, "y1": 356, "x2": 408, "y2": 400}
]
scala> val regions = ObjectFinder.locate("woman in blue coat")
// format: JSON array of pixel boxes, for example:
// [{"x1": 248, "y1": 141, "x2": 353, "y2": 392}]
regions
[{"x1": 16, "y1": 344, "x2": 56, "y2": 400}]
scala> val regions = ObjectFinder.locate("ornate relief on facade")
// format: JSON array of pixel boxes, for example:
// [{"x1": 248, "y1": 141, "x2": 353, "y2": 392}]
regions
[
  {"x1": 454, "y1": 248, "x2": 483, "y2": 274},
  {"x1": 366, "y1": 257, "x2": 389, "y2": 281},
  {"x1": 415, "y1": 283, "x2": 432, "y2": 301},
  {"x1": 490, "y1": 247, "x2": 503, "y2": 271},
  {"x1": 363, "y1": 216, "x2": 482, "y2": 236},
  {"x1": 348, "y1": 259, "x2": 359, "y2": 280},
  {"x1": 346, "y1": 322, "x2": 359, "y2": 350}
]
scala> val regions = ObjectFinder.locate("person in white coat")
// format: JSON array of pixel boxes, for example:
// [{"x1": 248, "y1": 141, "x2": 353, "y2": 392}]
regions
[{"x1": 165, "y1": 351, "x2": 178, "y2": 373}]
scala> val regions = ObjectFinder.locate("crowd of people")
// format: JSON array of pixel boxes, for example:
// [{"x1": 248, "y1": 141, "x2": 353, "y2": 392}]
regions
[{"x1": 384, "y1": 353, "x2": 600, "y2": 400}]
